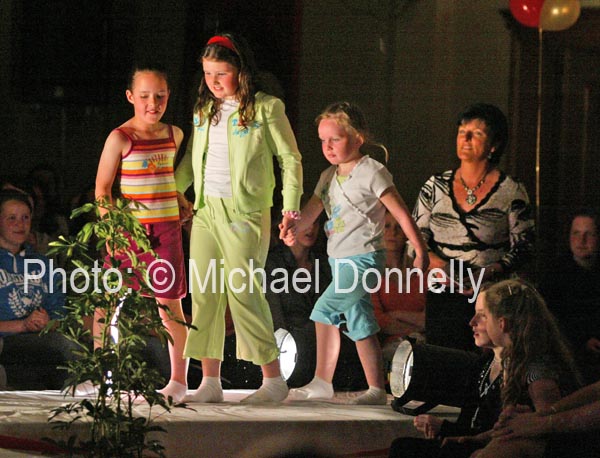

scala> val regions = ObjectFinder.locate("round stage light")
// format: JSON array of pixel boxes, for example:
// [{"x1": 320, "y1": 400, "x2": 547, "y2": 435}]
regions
[
  {"x1": 275, "y1": 328, "x2": 297, "y2": 381},
  {"x1": 390, "y1": 340, "x2": 414, "y2": 398}
]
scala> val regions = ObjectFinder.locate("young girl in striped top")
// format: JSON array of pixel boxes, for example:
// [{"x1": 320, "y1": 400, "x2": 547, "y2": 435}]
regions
[{"x1": 94, "y1": 63, "x2": 189, "y2": 402}]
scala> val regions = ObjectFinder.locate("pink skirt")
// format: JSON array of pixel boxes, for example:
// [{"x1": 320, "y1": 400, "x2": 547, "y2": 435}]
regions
[{"x1": 108, "y1": 220, "x2": 187, "y2": 300}]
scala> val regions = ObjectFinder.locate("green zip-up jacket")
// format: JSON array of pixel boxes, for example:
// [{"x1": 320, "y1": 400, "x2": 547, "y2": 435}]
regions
[{"x1": 175, "y1": 92, "x2": 303, "y2": 214}]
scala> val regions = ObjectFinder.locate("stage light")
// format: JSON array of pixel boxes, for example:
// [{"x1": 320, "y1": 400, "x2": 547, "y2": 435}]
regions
[
  {"x1": 389, "y1": 340, "x2": 479, "y2": 415},
  {"x1": 275, "y1": 328, "x2": 297, "y2": 381}
]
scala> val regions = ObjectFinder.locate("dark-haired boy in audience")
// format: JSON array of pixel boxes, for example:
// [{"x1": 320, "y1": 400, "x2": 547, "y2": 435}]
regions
[
  {"x1": 0, "y1": 189, "x2": 78, "y2": 389},
  {"x1": 540, "y1": 209, "x2": 600, "y2": 384}
]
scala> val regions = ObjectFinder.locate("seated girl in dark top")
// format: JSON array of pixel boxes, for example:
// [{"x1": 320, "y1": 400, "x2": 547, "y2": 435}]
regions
[{"x1": 388, "y1": 287, "x2": 503, "y2": 458}]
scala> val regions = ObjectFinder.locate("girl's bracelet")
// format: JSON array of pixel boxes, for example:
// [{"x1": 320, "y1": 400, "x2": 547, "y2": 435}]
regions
[{"x1": 282, "y1": 210, "x2": 301, "y2": 220}]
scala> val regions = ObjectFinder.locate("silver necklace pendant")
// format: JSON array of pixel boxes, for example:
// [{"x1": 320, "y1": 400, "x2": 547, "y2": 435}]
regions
[
  {"x1": 466, "y1": 191, "x2": 477, "y2": 205},
  {"x1": 459, "y1": 170, "x2": 488, "y2": 206}
]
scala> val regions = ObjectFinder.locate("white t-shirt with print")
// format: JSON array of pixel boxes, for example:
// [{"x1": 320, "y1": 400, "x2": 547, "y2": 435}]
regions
[{"x1": 314, "y1": 156, "x2": 394, "y2": 259}]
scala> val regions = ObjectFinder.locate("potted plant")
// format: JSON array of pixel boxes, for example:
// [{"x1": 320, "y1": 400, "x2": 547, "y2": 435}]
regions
[{"x1": 45, "y1": 197, "x2": 185, "y2": 458}]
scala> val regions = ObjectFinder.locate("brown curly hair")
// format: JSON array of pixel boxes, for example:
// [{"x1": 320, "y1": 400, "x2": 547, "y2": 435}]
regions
[
  {"x1": 193, "y1": 33, "x2": 258, "y2": 128},
  {"x1": 483, "y1": 279, "x2": 581, "y2": 406}
]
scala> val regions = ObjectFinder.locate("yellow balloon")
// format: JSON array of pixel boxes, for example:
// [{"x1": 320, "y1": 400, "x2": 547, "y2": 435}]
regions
[{"x1": 540, "y1": 0, "x2": 581, "y2": 31}]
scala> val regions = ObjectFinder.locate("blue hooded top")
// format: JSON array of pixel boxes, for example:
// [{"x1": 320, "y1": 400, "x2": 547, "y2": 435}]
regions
[{"x1": 0, "y1": 245, "x2": 66, "y2": 335}]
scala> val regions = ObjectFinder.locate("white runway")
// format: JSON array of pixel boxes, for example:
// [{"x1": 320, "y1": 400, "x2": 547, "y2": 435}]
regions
[{"x1": 0, "y1": 390, "x2": 459, "y2": 457}]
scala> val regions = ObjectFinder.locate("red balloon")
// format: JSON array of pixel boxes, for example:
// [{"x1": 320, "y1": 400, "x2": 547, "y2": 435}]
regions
[{"x1": 510, "y1": 0, "x2": 545, "y2": 28}]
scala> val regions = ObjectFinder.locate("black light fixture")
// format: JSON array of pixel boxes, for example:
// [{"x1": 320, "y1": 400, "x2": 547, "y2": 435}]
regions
[{"x1": 389, "y1": 340, "x2": 480, "y2": 415}]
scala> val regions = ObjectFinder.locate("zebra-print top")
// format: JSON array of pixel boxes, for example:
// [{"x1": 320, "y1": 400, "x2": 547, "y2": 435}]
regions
[{"x1": 411, "y1": 169, "x2": 535, "y2": 271}]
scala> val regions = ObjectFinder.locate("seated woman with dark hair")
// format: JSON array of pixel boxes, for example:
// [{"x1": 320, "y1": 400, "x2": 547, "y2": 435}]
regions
[{"x1": 0, "y1": 189, "x2": 78, "y2": 389}]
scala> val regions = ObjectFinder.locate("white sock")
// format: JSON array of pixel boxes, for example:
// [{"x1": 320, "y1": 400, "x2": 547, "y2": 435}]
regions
[
  {"x1": 348, "y1": 386, "x2": 387, "y2": 405},
  {"x1": 286, "y1": 377, "x2": 334, "y2": 401},
  {"x1": 158, "y1": 380, "x2": 188, "y2": 404},
  {"x1": 241, "y1": 376, "x2": 289, "y2": 404},
  {"x1": 182, "y1": 376, "x2": 223, "y2": 403}
]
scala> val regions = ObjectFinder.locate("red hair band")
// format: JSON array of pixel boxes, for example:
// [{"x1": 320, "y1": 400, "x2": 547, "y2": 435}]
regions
[{"x1": 207, "y1": 36, "x2": 238, "y2": 54}]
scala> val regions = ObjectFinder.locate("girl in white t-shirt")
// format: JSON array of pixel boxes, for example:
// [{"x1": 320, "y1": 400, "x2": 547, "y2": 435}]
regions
[{"x1": 284, "y1": 101, "x2": 429, "y2": 404}]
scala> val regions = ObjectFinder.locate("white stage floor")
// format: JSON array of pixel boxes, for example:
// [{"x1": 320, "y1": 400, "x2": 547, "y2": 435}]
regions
[{"x1": 0, "y1": 390, "x2": 459, "y2": 457}]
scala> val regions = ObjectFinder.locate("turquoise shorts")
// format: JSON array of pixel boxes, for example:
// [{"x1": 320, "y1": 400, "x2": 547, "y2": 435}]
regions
[{"x1": 310, "y1": 250, "x2": 385, "y2": 341}]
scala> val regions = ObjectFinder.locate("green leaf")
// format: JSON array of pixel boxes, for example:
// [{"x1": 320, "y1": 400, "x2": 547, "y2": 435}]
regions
[{"x1": 46, "y1": 197, "x2": 187, "y2": 456}]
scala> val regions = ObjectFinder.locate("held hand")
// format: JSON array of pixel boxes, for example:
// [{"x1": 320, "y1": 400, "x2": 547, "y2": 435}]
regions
[
  {"x1": 279, "y1": 215, "x2": 297, "y2": 246},
  {"x1": 280, "y1": 230, "x2": 296, "y2": 246},
  {"x1": 413, "y1": 414, "x2": 443, "y2": 439}
]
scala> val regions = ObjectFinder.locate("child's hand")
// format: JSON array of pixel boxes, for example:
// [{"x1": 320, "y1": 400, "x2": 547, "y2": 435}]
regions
[
  {"x1": 279, "y1": 217, "x2": 297, "y2": 246},
  {"x1": 280, "y1": 231, "x2": 296, "y2": 246},
  {"x1": 413, "y1": 253, "x2": 430, "y2": 272},
  {"x1": 24, "y1": 308, "x2": 49, "y2": 332}
]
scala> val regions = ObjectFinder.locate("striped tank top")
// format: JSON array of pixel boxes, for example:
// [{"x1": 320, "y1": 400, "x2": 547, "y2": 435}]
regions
[{"x1": 117, "y1": 125, "x2": 179, "y2": 224}]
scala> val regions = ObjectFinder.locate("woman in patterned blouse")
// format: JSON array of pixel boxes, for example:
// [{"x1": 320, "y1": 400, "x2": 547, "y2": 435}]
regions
[{"x1": 412, "y1": 103, "x2": 535, "y2": 351}]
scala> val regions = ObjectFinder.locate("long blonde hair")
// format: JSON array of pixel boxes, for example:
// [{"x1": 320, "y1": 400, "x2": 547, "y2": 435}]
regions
[
  {"x1": 483, "y1": 279, "x2": 581, "y2": 405},
  {"x1": 315, "y1": 101, "x2": 389, "y2": 164}
]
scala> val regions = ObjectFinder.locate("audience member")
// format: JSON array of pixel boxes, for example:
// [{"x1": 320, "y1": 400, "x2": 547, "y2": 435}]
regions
[
  {"x1": 388, "y1": 291, "x2": 503, "y2": 458},
  {"x1": 411, "y1": 103, "x2": 535, "y2": 351},
  {"x1": 0, "y1": 189, "x2": 78, "y2": 389},
  {"x1": 540, "y1": 209, "x2": 600, "y2": 384},
  {"x1": 373, "y1": 211, "x2": 426, "y2": 363},
  {"x1": 467, "y1": 279, "x2": 582, "y2": 458}
]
